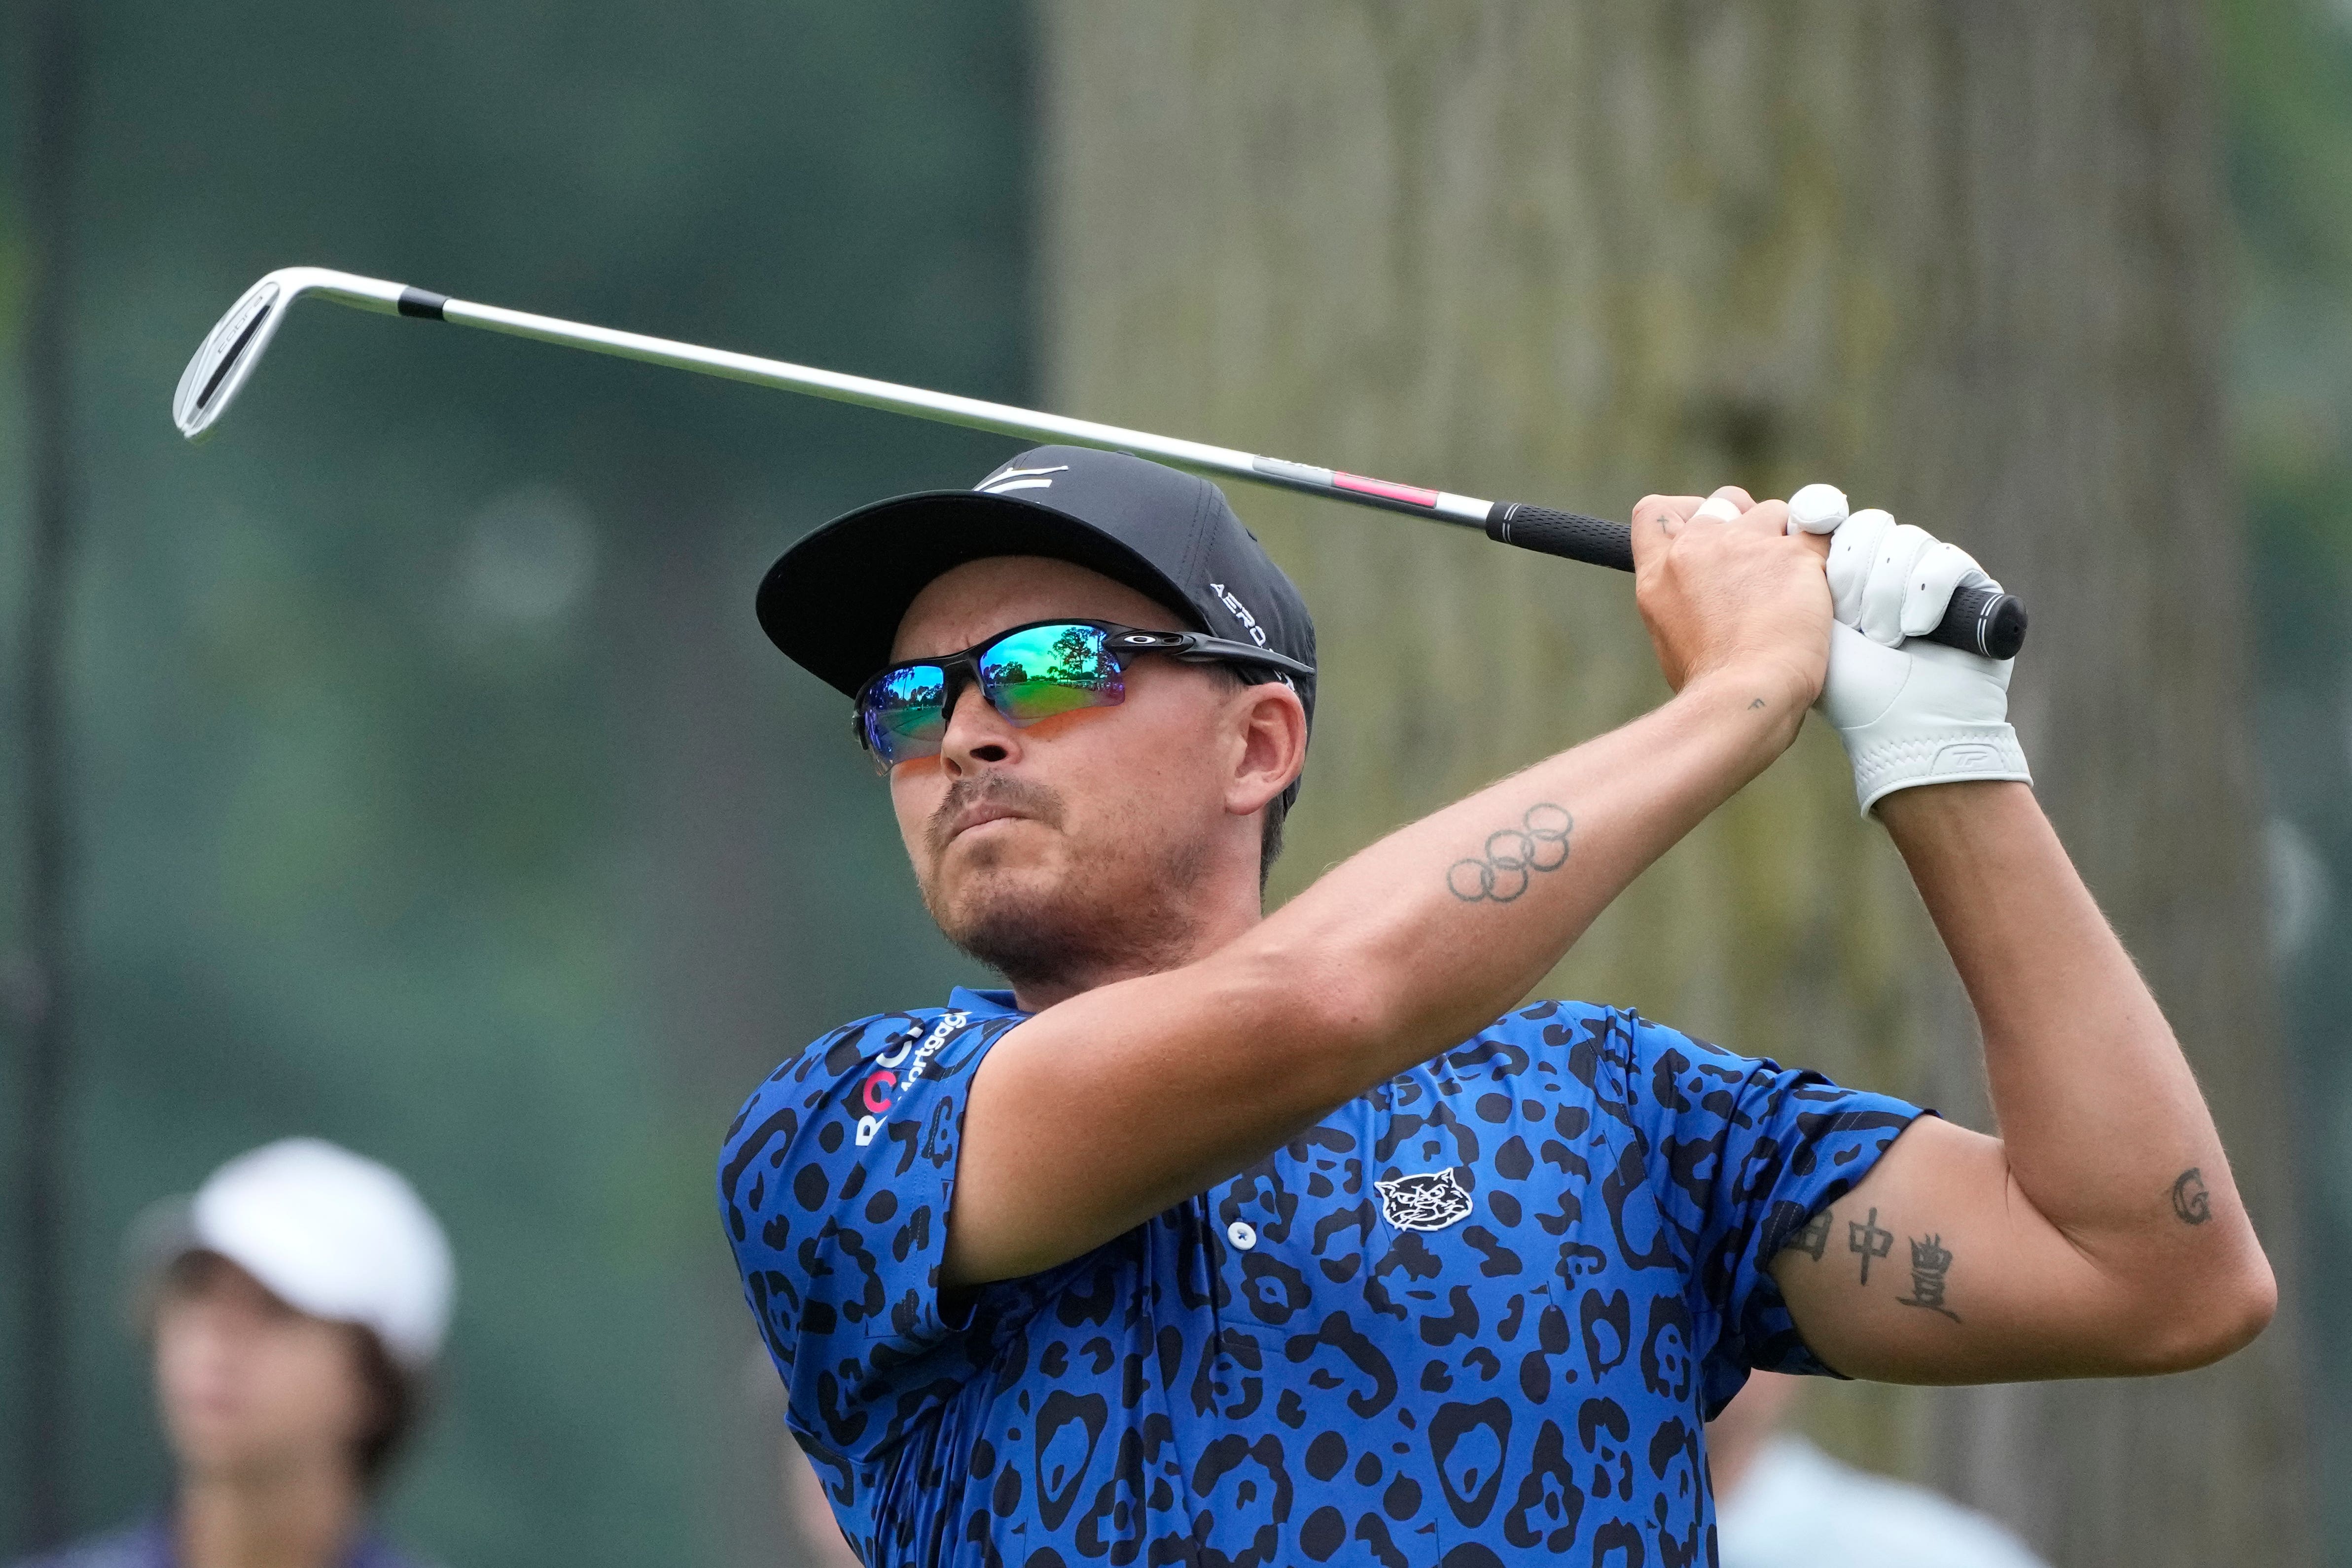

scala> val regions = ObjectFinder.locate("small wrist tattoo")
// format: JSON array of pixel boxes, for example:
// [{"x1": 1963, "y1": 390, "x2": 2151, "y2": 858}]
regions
[{"x1": 1447, "y1": 803, "x2": 1572, "y2": 903}]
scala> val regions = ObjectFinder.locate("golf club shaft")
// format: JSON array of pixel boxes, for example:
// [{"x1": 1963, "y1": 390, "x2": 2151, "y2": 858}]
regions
[
  {"x1": 213, "y1": 274, "x2": 2031, "y2": 657},
  {"x1": 423, "y1": 288, "x2": 1518, "y2": 527}
]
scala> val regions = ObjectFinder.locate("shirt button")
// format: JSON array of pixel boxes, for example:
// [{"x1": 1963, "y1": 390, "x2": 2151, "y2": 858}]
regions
[{"x1": 1226, "y1": 1220, "x2": 1257, "y2": 1251}]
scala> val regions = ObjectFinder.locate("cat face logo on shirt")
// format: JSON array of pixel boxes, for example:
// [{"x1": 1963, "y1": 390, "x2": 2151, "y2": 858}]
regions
[{"x1": 1376, "y1": 1169, "x2": 1473, "y2": 1232}]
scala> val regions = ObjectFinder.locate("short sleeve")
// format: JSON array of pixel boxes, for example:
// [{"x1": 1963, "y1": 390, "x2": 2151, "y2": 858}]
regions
[
  {"x1": 717, "y1": 1006, "x2": 1011, "y2": 1467},
  {"x1": 1619, "y1": 1011, "x2": 1924, "y2": 1414}
]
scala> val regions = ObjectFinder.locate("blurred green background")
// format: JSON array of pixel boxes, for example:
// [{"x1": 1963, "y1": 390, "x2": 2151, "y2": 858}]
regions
[
  {"x1": 0, "y1": 3, "x2": 1025, "y2": 1564},
  {"x1": 2230, "y1": 0, "x2": 2352, "y2": 1550},
  {"x1": 4, "y1": 0, "x2": 2352, "y2": 1564},
  {"x1": 2229, "y1": 0, "x2": 2352, "y2": 1551}
]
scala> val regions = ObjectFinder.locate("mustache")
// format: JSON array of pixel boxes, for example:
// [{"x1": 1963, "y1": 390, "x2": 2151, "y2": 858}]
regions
[{"x1": 926, "y1": 773, "x2": 1068, "y2": 856}]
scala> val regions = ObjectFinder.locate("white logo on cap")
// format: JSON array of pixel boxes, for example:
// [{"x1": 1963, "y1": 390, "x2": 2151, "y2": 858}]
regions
[
  {"x1": 1209, "y1": 581, "x2": 1270, "y2": 648},
  {"x1": 977, "y1": 464, "x2": 1069, "y2": 496}
]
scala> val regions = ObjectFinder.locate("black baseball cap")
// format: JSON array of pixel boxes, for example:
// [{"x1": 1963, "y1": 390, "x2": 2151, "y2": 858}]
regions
[{"x1": 757, "y1": 445, "x2": 1319, "y2": 786}]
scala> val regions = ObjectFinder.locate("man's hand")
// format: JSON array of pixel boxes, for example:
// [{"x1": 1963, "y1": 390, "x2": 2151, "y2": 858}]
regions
[
  {"x1": 1808, "y1": 502, "x2": 2032, "y2": 814},
  {"x1": 1632, "y1": 488, "x2": 1833, "y2": 723}
]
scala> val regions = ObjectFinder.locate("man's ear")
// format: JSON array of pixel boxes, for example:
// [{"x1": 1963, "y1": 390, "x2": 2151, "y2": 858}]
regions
[{"x1": 1226, "y1": 682, "x2": 1308, "y2": 817}]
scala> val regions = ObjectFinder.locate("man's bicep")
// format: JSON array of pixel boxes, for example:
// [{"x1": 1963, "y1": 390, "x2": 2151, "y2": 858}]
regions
[
  {"x1": 941, "y1": 1017, "x2": 1113, "y2": 1286},
  {"x1": 1771, "y1": 1116, "x2": 2139, "y2": 1383},
  {"x1": 943, "y1": 971, "x2": 1342, "y2": 1287}
]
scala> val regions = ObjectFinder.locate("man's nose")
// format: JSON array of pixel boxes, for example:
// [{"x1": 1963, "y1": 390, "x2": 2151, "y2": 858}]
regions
[{"x1": 937, "y1": 682, "x2": 1016, "y2": 773}]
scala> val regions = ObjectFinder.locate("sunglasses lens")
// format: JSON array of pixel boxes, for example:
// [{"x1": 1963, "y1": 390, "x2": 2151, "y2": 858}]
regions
[
  {"x1": 980, "y1": 623, "x2": 1123, "y2": 723},
  {"x1": 861, "y1": 664, "x2": 949, "y2": 764}
]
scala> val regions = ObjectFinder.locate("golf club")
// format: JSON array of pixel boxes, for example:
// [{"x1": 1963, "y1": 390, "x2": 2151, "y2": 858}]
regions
[{"x1": 174, "y1": 267, "x2": 2026, "y2": 659}]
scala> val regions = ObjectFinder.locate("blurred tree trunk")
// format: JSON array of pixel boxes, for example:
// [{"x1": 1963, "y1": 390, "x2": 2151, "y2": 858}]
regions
[{"x1": 1036, "y1": 3, "x2": 2313, "y2": 1563}]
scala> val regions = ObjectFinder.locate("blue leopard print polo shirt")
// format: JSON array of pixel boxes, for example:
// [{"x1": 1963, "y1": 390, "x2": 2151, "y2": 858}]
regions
[{"x1": 719, "y1": 987, "x2": 1922, "y2": 1568}]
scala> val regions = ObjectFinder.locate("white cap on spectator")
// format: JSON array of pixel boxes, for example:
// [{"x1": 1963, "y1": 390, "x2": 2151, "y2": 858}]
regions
[{"x1": 168, "y1": 1138, "x2": 455, "y2": 1370}]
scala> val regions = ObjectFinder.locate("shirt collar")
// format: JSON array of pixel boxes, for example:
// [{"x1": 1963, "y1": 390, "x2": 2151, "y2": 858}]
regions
[{"x1": 947, "y1": 985, "x2": 1025, "y2": 1020}]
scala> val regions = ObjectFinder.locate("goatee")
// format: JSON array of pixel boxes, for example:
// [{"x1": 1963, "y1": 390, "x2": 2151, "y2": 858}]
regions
[{"x1": 922, "y1": 774, "x2": 1206, "y2": 994}]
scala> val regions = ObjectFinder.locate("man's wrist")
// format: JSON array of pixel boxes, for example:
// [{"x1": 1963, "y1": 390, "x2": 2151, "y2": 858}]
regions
[
  {"x1": 1874, "y1": 776, "x2": 2037, "y2": 840},
  {"x1": 1848, "y1": 722, "x2": 2031, "y2": 815},
  {"x1": 1678, "y1": 660, "x2": 1815, "y2": 750}
]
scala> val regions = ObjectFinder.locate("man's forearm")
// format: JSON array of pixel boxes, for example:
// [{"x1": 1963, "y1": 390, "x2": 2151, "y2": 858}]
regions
[
  {"x1": 1247, "y1": 665, "x2": 1803, "y2": 1098},
  {"x1": 1879, "y1": 784, "x2": 2272, "y2": 1303}
]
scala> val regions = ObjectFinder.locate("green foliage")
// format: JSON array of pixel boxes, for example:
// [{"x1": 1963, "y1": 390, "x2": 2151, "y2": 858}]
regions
[
  {"x1": 0, "y1": 3, "x2": 1026, "y2": 1564},
  {"x1": 2217, "y1": 0, "x2": 2352, "y2": 1555}
]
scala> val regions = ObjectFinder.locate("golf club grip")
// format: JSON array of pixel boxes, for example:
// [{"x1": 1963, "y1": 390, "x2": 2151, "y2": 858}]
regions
[
  {"x1": 1484, "y1": 501, "x2": 2028, "y2": 659},
  {"x1": 1484, "y1": 502, "x2": 1634, "y2": 571}
]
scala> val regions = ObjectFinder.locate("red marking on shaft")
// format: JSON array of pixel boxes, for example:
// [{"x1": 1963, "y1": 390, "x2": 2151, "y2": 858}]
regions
[{"x1": 1334, "y1": 472, "x2": 1441, "y2": 508}]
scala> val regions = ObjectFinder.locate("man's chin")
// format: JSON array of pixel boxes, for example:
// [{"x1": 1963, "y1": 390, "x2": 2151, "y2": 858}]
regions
[
  {"x1": 929, "y1": 838, "x2": 1063, "y2": 913},
  {"x1": 928, "y1": 865, "x2": 1067, "y2": 945},
  {"x1": 927, "y1": 869, "x2": 1118, "y2": 989},
  {"x1": 919, "y1": 825, "x2": 1208, "y2": 992}
]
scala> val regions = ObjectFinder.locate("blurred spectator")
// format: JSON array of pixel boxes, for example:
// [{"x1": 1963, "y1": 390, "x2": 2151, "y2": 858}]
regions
[
  {"x1": 1709, "y1": 1371, "x2": 2048, "y2": 1568},
  {"x1": 11, "y1": 1140, "x2": 454, "y2": 1568}
]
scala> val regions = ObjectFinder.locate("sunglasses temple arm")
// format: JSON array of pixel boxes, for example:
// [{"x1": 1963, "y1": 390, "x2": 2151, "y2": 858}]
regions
[{"x1": 1176, "y1": 641, "x2": 1315, "y2": 678}]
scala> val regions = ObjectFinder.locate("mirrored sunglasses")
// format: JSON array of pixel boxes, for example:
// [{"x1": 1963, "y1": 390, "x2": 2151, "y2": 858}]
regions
[{"x1": 851, "y1": 619, "x2": 1312, "y2": 770}]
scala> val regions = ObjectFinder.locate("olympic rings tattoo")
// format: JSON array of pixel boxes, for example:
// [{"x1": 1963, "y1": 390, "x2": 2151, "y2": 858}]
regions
[{"x1": 1446, "y1": 803, "x2": 1573, "y2": 903}]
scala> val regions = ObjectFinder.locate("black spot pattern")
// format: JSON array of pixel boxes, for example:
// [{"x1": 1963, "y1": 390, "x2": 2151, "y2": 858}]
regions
[{"x1": 719, "y1": 988, "x2": 1921, "y2": 1566}]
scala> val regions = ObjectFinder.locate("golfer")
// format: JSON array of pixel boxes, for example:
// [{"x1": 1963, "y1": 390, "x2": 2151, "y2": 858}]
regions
[
  {"x1": 19, "y1": 1140, "x2": 453, "y2": 1568},
  {"x1": 720, "y1": 447, "x2": 2274, "y2": 1566}
]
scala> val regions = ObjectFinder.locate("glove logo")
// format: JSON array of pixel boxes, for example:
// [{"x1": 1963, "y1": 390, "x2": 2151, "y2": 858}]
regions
[
  {"x1": 1932, "y1": 741, "x2": 2005, "y2": 773},
  {"x1": 1376, "y1": 1170, "x2": 1473, "y2": 1233}
]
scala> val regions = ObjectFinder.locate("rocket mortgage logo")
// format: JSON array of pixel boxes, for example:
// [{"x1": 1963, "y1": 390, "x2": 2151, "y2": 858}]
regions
[{"x1": 854, "y1": 1011, "x2": 968, "y2": 1147}]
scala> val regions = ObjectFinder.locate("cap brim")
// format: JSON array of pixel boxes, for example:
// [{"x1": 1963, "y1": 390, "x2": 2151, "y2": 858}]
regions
[{"x1": 756, "y1": 490, "x2": 1208, "y2": 697}]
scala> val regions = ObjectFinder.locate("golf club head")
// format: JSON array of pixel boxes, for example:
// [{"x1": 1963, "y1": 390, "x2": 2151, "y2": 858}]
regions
[{"x1": 174, "y1": 267, "x2": 409, "y2": 441}]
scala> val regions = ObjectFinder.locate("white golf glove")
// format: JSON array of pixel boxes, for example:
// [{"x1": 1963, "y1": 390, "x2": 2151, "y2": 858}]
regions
[{"x1": 1788, "y1": 486, "x2": 2031, "y2": 815}]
